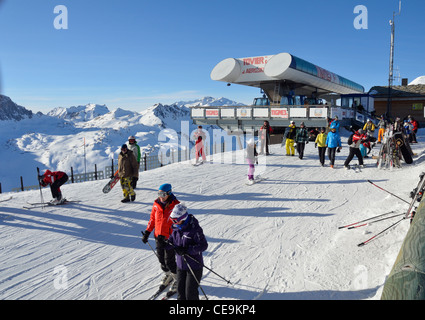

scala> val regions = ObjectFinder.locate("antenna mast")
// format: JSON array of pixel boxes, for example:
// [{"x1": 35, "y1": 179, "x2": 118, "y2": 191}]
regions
[{"x1": 387, "y1": 0, "x2": 402, "y2": 118}]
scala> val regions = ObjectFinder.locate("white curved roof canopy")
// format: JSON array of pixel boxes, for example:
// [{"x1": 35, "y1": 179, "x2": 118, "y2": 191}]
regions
[{"x1": 211, "y1": 52, "x2": 364, "y2": 95}]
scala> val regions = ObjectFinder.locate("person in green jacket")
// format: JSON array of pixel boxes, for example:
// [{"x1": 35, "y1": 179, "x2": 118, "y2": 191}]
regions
[
  {"x1": 127, "y1": 135, "x2": 141, "y2": 189},
  {"x1": 315, "y1": 127, "x2": 327, "y2": 166},
  {"x1": 295, "y1": 122, "x2": 309, "y2": 159}
]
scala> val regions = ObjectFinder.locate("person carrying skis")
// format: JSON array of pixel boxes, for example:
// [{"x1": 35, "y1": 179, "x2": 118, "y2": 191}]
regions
[
  {"x1": 118, "y1": 144, "x2": 138, "y2": 202},
  {"x1": 325, "y1": 127, "x2": 341, "y2": 168},
  {"x1": 142, "y1": 183, "x2": 180, "y2": 294},
  {"x1": 246, "y1": 138, "x2": 258, "y2": 184},
  {"x1": 167, "y1": 203, "x2": 208, "y2": 300},
  {"x1": 285, "y1": 121, "x2": 296, "y2": 156},
  {"x1": 260, "y1": 120, "x2": 273, "y2": 155},
  {"x1": 315, "y1": 127, "x2": 327, "y2": 166},
  {"x1": 295, "y1": 122, "x2": 309, "y2": 159},
  {"x1": 127, "y1": 135, "x2": 141, "y2": 189},
  {"x1": 193, "y1": 126, "x2": 207, "y2": 164},
  {"x1": 344, "y1": 129, "x2": 367, "y2": 169},
  {"x1": 38, "y1": 170, "x2": 69, "y2": 204}
]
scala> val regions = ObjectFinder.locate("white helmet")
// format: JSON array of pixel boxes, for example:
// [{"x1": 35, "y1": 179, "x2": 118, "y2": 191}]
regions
[{"x1": 170, "y1": 203, "x2": 188, "y2": 223}]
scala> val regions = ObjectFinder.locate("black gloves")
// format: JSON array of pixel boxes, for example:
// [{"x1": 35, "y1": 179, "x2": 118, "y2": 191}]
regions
[
  {"x1": 141, "y1": 230, "x2": 150, "y2": 243},
  {"x1": 174, "y1": 246, "x2": 187, "y2": 256}
]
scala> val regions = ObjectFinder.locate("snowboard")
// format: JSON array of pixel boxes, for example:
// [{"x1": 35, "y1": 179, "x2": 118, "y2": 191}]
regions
[
  {"x1": 394, "y1": 132, "x2": 413, "y2": 164},
  {"x1": 102, "y1": 170, "x2": 120, "y2": 193}
]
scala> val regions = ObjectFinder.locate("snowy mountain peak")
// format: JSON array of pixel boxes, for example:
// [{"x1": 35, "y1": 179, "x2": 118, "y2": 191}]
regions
[
  {"x1": 0, "y1": 95, "x2": 33, "y2": 121},
  {"x1": 47, "y1": 103, "x2": 110, "y2": 122},
  {"x1": 173, "y1": 96, "x2": 245, "y2": 108}
]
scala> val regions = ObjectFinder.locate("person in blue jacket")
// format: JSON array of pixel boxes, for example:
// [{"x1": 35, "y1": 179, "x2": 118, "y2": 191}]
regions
[
  {"x1": 325, "y1": 127, "x2": 342, "y2": 168},
  {"x1": 168, "y1": 203, "x2": 208, "y2": 300},
  {"x1": 330, "y1": 116, "x2": 340, "y2": 134}
]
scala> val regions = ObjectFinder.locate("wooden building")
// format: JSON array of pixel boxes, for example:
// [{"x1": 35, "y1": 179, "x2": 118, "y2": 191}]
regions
[{"x1": 369, "y1": 82, "x2": 425, "y2": 124}]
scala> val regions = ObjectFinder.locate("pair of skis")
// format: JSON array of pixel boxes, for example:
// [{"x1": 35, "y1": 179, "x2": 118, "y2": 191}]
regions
[
  {"x1": 23, "y1": 199, "x2": 80, "y2": 210},
  {"x1": 339, "y1": 174, "x2": 425, "y2": 247},
  {"x1": 148, "y1": 283, "x2": 176, "y2": 300}
]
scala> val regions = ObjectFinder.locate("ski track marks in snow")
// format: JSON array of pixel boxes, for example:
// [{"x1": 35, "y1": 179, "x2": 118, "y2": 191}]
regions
[{"x1": 0, "y1": 129, "x2": 424, "y2": 300}]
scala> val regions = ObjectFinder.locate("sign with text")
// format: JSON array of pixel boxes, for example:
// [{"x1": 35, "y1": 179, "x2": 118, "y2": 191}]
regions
[
  {"x1": 271, "y1": 108, "x2": 289, "y2": 118},
  {"x1": 205, "y1": 109, "x2": 219, "y2": 117}
]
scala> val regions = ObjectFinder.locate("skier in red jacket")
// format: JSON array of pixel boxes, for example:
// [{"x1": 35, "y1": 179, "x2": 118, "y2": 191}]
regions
[
  {"x1": 142, "y1": 183, "x2": 180, "y2": 294},
  {"x1": 38, "y1": 170, "x2": 69, "y2": 204}
]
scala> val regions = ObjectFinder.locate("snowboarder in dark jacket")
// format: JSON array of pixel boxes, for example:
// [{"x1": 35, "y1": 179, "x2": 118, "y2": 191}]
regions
[{"x1": 167, "y1": 204, "x2": 208, "y2": 300}]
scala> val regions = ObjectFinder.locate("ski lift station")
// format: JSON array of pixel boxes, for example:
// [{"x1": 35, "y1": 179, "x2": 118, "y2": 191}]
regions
[{"x1": 191, "y1": 52, "x2": 374, "y2": 135}]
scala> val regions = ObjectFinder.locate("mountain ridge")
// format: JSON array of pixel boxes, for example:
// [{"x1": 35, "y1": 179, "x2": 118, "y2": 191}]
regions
[{"x1": 0, "y1": 94, "x2": 242, "y2": 192}]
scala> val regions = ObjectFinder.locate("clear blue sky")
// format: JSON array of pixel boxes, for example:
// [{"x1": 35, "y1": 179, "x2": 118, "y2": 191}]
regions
[{"x1": 0, "y1": 0, "x2": 424, "y2": 113}]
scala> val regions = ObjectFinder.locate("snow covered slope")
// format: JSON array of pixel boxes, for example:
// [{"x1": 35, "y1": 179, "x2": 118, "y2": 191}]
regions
[
  {"x1": 1, "y1": 129, "x2": 424, "y2": 300},
  {"x1": 0, "y1": 96, "x2": 227, "y2": 192}
]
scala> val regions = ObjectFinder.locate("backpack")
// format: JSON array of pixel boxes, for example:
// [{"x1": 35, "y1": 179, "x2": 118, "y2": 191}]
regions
[{"x1": 347, "y1": 134, "x2": 354, "y2": 146}]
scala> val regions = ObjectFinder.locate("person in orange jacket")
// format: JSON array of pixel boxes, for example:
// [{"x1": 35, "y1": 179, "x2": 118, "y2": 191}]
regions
[
  {"x1": 142, "y1": 183, "x2": 180, "y2": 291},
  {"x1": 38, "y1": 170, "x2": 69, "y2": 204}
]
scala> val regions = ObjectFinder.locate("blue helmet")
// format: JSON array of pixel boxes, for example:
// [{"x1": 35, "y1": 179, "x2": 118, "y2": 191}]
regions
[{"x1": 158, "y1": 183, "x2": 172, "y2": 193}]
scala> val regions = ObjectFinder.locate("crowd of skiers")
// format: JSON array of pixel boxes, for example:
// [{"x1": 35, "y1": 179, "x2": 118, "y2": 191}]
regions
[
  {"x1": 35, "y1": 116, "x2": 418, "y2": 300},
  {"x1": 248, "y1": 114, "x2": 418, "y2": 176}
]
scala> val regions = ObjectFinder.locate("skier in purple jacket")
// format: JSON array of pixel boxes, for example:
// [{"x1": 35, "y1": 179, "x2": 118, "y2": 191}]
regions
[{"x1": 168, "y1": 203, "x2": 208, "y2": 300}]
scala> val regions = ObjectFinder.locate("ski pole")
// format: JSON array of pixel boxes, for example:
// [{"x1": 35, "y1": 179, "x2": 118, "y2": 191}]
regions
[
  {"x1": 346, "y1": 212, "x2": 405, "y2": 229},
  {"x1": 183, "y1": 252, "x2": 232, "y2": 285},
  {"x1": 36, "y1": 167, "x2": 45, "y2": 205},
  {"x1": 141, "y1": 231, "x2": 159, "y2": 259},
  {"x1": 357, "y1": 217, "x2": 406, "y2": 247},
  {"x1": 182, "y1": 255, "x2": 208, "y2": 300},
  {"x1": 366, "y1": 180, "x2": 410, "y2": 205},
  {"x1": 166, "y1": 240, "x2": 232, "y2": 285},
  {"x1": 338, "y1": 210, "x2": 397, "y2": 229}
]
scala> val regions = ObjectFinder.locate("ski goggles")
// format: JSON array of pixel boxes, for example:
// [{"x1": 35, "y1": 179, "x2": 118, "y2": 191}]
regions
[
  {"x1": 170, "y1": 217, "x2": 181, "y2": 224},
  {"x1": 158, "y1": 190, "x2": 171, "y2": 198},
  {"x1": 170, "y1": 213, "x2": 188, "y2": 224}
]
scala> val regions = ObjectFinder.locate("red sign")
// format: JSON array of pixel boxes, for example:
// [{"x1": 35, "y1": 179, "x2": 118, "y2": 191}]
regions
[
  {"x1": 271, "y1": 108, "x2": 288, "y2": 118},
  {"x1": 205, "y1": 109, "x2": 219, "y2": 117},
  {"x1": 243, "y1": 57, "x2": 267, "y2": 65}
]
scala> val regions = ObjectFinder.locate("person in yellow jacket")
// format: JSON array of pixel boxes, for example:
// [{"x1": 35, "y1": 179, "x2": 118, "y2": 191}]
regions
[
  {"x1": 285, "y1": 121, "x2": 296, "y2": 156},
  {"x1": 315, "y1": 127, "x2": 327, "y2": 166},
  {"x1": 363, "y1": 119, "x2": 375, "y2": 137}
]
